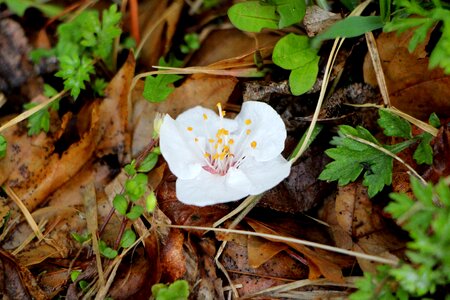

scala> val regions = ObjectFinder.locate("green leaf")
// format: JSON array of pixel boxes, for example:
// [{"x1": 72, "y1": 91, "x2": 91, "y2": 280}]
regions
[
  {"x1": 120, "y1": 229, "x2": 136, "y2": 248},
  {"x1": 0, "y1": 135, "x2": 7, "y2": 159},
  {"x1": 3, "y1": 0, "x2": 63, "y2": 17},
  {"x1": 137, "y1": 152, "x2": 159, "y2": 172},
  {"x1": 70, "y1": 270, "x2": 81, "y2": 282},
  {"x1": 93, "y1": 78, "x2": 108, "y2": 96},
  {"x1": 312, "y1": 16, "x2": 384, "y2": 48},
  {"x1": 319, "y1": 125, "x2": 396, "y2": 197},
  {"x1": 386, "y1": 192, "x2": 415, "y2": 219},
  {"x1": 228, "y1": 1, "x2": 279, "y2": 32},
  {"x1": 272, "y1": 34, "x2": 318, "y2": 70},
  {"x1": 125, "y1": 173, "x2": 148, "y2": 201},
  {"x1": 124, "y1": 161, "x2": 137, "y2": 176},
  {"x1": 273, "y1": 0, "x2": 306, "y2": 28},
  {"x1": 378, "y1": 109, "x2": 412, "y2": 139},
  {"x1": 113, "y1": 194, "x2": 128, "y2": 215},
  {"x1": 146, "y1": 191, "x2": 157, "y2": 213},
  {"x1": 428, "y1": 112, "x2": 440, "y2": 128},
  {"x1": 413, "y1": 133, "x2": 433, "y2": 165},
  {"x1": 152, "y1": 280, "x2": 190, "y2": 300},
  {"x1": 29, "y1": 48, "x2": 55, "y2": 64},
  {"x1": 289, "y1": 56, "x2": 319, "y2": 95},
  {"x1": 99, "y1": 240, "x2": 118, "y2": 259},
  {"x1": 71, "y1": 232, "x2": 91, "y2": 244},
  {"x1": 126, "y1": 205, "x2": 144, "y2": 221},
  {"x1": 78, "y1": 280, "x2": 89, "y2": 290},
  {"x1": 181, "y1": 33, "x2": 200, "y2": 54},
  {"x1": 23, "y1": 103, "x2": 51, "y2": 136},
  {"x1": 143, "y1": 73, "x2": 183, "y2": 103},
  {"x1": 55, "y1": 54, "x2": 95, "y2": 99}
]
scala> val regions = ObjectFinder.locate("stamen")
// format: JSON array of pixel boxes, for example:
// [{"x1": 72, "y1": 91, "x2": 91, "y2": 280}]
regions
[
  {"x1": 208, "y1": 138, "x2": 214, "y2": 143},
  {"x1": 187, "y1": 126, "x2": 193, "y2": 131},
  {"x1": 194, "y1": 138, "x2": 198, "y2": 142},
  {"x1": 228, "y1": 139, "x2": 234, "y2": 145},
  {"x1": 203, "y1": 113, "x2": 208, "y2": 120},
  {"x1": 246, "y1": 129, "x2": 251, "y2": 135},
  {"x1": 245, "y1": 119, "x2": 252, "y2": 125},
  {"x1": 251, "y1": 141, "x2": 257, "y2": 149}
]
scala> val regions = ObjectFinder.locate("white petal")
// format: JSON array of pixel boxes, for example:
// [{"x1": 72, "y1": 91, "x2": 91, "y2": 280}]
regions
[
  {"x1": 235, "y1": 101, "x2": 286, "y2": 161},
  {"x1": 176, "y1": 106, "x2": 237, "y2": 139},
  {"x1": 238, "y1": 155, "x2": 291, "y2": 195},
  {"x1": 176, "y1": 168, "x2": 252, "y2": 206},
  {"x1": 159, "y1": 115, "x2": 203, "y2": 179}
]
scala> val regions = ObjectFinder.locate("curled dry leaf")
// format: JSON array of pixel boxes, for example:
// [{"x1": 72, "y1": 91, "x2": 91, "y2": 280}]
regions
[
  {"x1": 160, "y1": 229, "x2": 186, "y2": 282},
  {"x1": 303, "y1": 5, "x2": 342, "y2": 37},
  {"x1": 363, "y1": 29, "x2": 450, "y2": 119}
]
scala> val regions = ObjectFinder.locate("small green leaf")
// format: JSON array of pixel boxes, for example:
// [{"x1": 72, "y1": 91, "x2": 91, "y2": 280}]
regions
[
  {"x1": 0, "y1": 135, "x2": 7, "y2": 158},
  {"x1": 146, "y1": 191, "x2": 157, "y2": 213},
  {"x1": 124, "y1": 161, "x2": 137, "y2": 176},
  {"x1": 413, "y1": 133, "x2": 433, "y2": 165},
  {"x1": 152, "y1": 280, "x2": 190, "y2": 300},
  {"x1": 99, "y1": 240, "x2": 118, "y2": 259},
  {"x1": 312, "y1": 16, "x2": 384, "y2": 48},
  {"x1": 120, "y1": 229, "x2": 136, "y2": 248},
  {"x1": 70, "y1": 270, "x2": 81, "y2": 282},
  {"x1": 386, "y1": 193, "x2": 415, "y2": 219},
  {"x1": 137, "y1": 152, "x2": 159, "y2": 172},
  {"x1": 289, "y1": 56, "x2": 319, "y2": 95},
  {"x1": 273, "y1": 0, "x2": 306, "y2": 28},
  {"x1": 125, "y1": 173, "x2": 148, "y2": 201},
  {"x1": 113, "y1": 194, "x2": 128, "y2": 215},
  {"x1": 228, "y1": 1, "x2": 279, "y2": 32},
  {"x1": 429, "y1": 112, "x2": 440, "y2": 128},
  {"x1": 3, "y1": 0, "x2": 63, "y2": 17},
  {"x1": 272, "y1": 34, "x2": 318, "y2": 70},
  {"x1": 55, "y1": 54, "x2": 95, "y2": 99},
  {"x1": 29, "y1": 48, "x2": 55, "y2": 63},
  {"x1": 71, "y1": 232, "x2": 91, "y2": 244},
  {"x1": 378, "y1": 109, "x2": 412, "y2": 139},
  {"x1": 23, "y1": 103, "x2": 51, "y2": 136},
  {"x1": 143, "y1": 74, "x2": 183, "y2": 103},
  {"x1": 126, "y1": 205, "x2": 144, "y2": 221},
  {"x1": 93, "y1": 78, "x2": 108, "y2": 96},
  {"x1": 78, "y1": 280, "x2": 89, "y2": 290}
]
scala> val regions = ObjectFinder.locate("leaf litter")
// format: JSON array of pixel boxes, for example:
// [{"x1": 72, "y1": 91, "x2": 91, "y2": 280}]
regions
[{"x1": 0, "y1": 1, "x2": 449, "y2": 299}]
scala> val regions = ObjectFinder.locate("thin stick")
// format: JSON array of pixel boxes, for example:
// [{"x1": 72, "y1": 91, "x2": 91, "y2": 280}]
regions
[
  {"x1": 160, "y1": 223, "x2": 398, "y2": 265},
  {"x1": 129, "y1": 0, "x2": 140, "y2": 44}
]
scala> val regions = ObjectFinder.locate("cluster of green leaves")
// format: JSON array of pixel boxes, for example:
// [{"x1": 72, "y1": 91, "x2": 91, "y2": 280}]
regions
[
  {"x1": 351, "y1": 177, "x2": 450, "y2": 299},
  {"x1": 98, "y1": 228, "x2": 137, "y2": 259},
  {"x1": 152, "y1": 280, "x2": 190, "y2": 300},
  {"x1": 180, "y1": 33, "x2": 200, "y2": 54},
  {"x1": 228, "y1": 1, "x2": 384, "y2": 95},
  {"x1": 32, "y1": 4, "x2": 122, "y2": 99},
  {"x1": 384, "y1": 0, "x2": 450, "y2": 74},
  {"x1": 143, "y1": 56, "x2": 183, "y2": 103},
  {"x1": 70, "y1": 270, "x2": 89, "y2": 292},
  {"x1": 319, "y1": 109, "x2": 439, "y2": 197}
]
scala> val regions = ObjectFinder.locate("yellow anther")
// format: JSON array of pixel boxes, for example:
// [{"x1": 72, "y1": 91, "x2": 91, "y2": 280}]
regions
[
  {"x1": 246, "y1": 129, "x2": 251, "y2": 135},
  {"x1": 214, "y1": 144, "x2": 219, "y2": 149},
  {"x1": 209, "y1": 138, "x2": 214, "y2": 143},
  {"x1": 245, "y1": 119, "x2": 252, "y2": 125},
  {"x1": 194, "y1": 138, "x2": 198, "y2": 142},
  {"x1": 223, "y1": 145, "x2": 230, "y2": 152},
  {"x1": 187, "y1": 126, "x2": 193, "y2": 131},
  {"x1": 204, "y1": 152, "x2": 210, "y2": 158},
  {"x1": 228, "y1": 139, "x2": 234, "y2": 145},
  {"x1": 219, "y1": 152, "x2": 227, "y2": 160},
  {"x1": 203, "y1": 113, "x2": 208, "y2": 120},
  {"x1": 221, "y1": 110, "x2": 226, "y2": 117},
  {"x1": 217, "y1": 138, "x2": 223, "y2": 144},
  {"x1": 213, "y1": 153, "x2": 219, "y2": 160},
  {"x1": 251, "y1": 141, "x2": 257, "y2": 149}
]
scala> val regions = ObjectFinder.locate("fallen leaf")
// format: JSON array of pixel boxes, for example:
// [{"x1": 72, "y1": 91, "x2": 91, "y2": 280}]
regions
[
  {"x1": 363, "y1": 28, "x2": 450, "y2": 119},
  {"x1": 247, "y1": 235, "x2": 288, "y2": 268},
  {"x1": 160, "y1": 229, "x2": 186, "y2": 282}
]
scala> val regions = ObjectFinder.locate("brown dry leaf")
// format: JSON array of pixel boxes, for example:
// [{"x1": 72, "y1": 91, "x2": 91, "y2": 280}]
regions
[
  {"x1": 95, "y1": 53, "x2": 136, "y2": 163},
  {"x1": 160, "y1": 229, "x2": 186, "y2": 282},
  {"x1": 246, "y1": 219, "x2": 345, "y2": 283},
  {"x1": 303, "y1": 5, "x2": 342, "y2": 37},
  {"x1": 131, "y1": 73, "x2": 237, "y2": 155},
  {"x1": 189, "y1": 28, "x2": 279, "y2": 67},
  {"x1": 247, "y1": 236, "x2": 288, "y2": 269},
  {"x1": 137, "y1": 0, "x2": 183, "y2": 67},
  {"x1": 363, "y1": 29, "x2": 450, "y2": 119},
  {"x1": 0, "y1": 249, "x2": 48, "y2": 299},
  {"x1": 323, "y1": 182, "x2": 404, "y2": 273}
]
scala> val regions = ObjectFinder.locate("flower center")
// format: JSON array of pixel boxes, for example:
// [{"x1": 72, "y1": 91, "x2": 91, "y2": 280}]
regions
[{"x1": 186, "y1": 103, "x2": 257, "y2": 176}]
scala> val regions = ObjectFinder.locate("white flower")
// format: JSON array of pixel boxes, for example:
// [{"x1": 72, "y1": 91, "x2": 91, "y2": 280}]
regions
[{"x1": 159, "y1": 101, "x2": 291, "y2": 206}]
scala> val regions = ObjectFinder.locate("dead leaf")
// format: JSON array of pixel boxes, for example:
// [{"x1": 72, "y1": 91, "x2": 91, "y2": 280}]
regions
[
  {"x1": 423, "y1": 124, "x2": 450, "y2": 182},
  {"x1": 247, "y1": 236, "x2": 288, "y2": 269},
  {"x1": 160, "y1": 229, "x2": 186, "y2": 282},
  {"x1": 303, "y1": 5, "x2": 342, "y2": 37},
  {"x1": 363, "y1": 28, "x2": 450, "y2": 119}
]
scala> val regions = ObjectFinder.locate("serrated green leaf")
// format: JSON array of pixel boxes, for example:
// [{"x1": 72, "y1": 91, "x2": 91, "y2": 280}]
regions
[
  {"x1": 228, "y1": 1, "x2": 279, "y2": 32},
  {"x1": 312, "y1": 16, "x2": 384, "y2": 48},
  {"x1": 120, "y1": 229, "x2": 136, "y2": 248},
  {"x1": 93, "y1": 78, "x2": 108, "y2": 96},
  {"x1": 143, "y1": 74, "x2": 183, "y2": 103},
  {"x1": 273, "y1": 0, "x2": 306, "y2": 28},
  {"x1": 411, "y1": 177, "x2": 433, "y2": 206},
  {"x1": 436, "y1": 178, "x2": 450, "y2": 206},
  {"x1": 289, "y1": 56, "x2": 319, "y2": 95},
  {"x1": 23, "y1": 103, "x2": 51, "y2": 136},
  {"x1": 272, "y1": 34, "x2": 318, "y2": 70},
  {"x1": 378, "y1": 109, "x2": 412, "y2": 139},
  {"x1": 137, "y1": 152, "x2": 159, "y2": 172},
  {"x1": 126, "y1": 205, "x2": 144, "y2": 221},
  {"x1": 0, "y1": 135, "x2": 6, "y2": 159},
  {"x1": 55, "y1": 54, "x2": 95, "y2": 99},
  {"x1": 113, "y1": 194, "x2": 128, "y2": 215},
  {"x1": 413, "y1": 133, "x2": 433, "y2": 165},
  {"x1": 387, "y1": 192, "x2": 415, "y2": 219}
]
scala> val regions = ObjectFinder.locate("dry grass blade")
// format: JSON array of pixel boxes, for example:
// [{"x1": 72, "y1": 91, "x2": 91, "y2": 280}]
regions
[
  {"x1": 11, "y1": 219, "x2": 47, "y2": 256},
  {"x1": 4, "y1": 186, "x2": 44, "y2": 241},
  {"x1": 365, "y1": 31, "x2": 391, "y2": 107}
]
